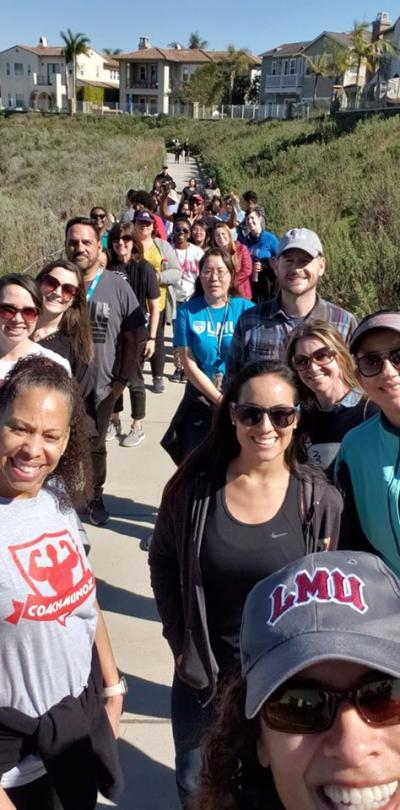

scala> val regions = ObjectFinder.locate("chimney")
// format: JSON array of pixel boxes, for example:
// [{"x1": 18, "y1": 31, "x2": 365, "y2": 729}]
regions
[
  {"x1": 372, "y1": 12, "x2": 392, "y2": 41},
  {"x1": 38, "y1": 35, "x2": 48, "y2": 48},
  {"x1": 138, "y1": 37, "x2": 151, "y2": 50}
]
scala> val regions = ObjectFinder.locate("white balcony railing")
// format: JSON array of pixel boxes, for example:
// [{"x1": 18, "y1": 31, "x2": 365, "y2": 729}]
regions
[{"x1": 265, "y1": 74, "x2": 302, "y2": 90}]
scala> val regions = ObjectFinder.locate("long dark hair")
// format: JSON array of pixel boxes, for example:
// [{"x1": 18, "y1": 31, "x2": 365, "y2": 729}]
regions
[
  {"x1": 193, "y1": 247, "x2": 237, "y2": 299},
  {"x1": 0, "y1": 355, "x2": 93, "y2": 510},
  {"x1": 36, "y1": 260, "x2": 94, "y2": 364},
  {"x1": 107, "y1": 222, "x2": 143, "y2": 266},
  {"x1": 0, "y1": 273, "x2": 42, "y2": 312},
  {"x1": 164, "y1": 362, "x2": 318, "y2": 501}
]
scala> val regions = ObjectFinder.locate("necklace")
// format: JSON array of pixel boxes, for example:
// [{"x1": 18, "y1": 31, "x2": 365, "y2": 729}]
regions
[{"x1": 206, "y1": 299, "x2": 230, "y2": 358}]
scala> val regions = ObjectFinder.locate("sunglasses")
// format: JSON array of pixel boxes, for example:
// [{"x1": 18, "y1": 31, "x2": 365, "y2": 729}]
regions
[
  {"x1": 40, "y1": 274, "x2": 78, "y2": 302},
  {"x1": 0, "y1": 304, "x2": 39, "y2": 324},
  {"x1": 291, "y1": 347, "x2": 336, "y2": 372},
  {"x1": 174, "y1": 228, "x2": 190, "y2": 235},
  {"x1": 230, "y1": 402, "x2": 299, "y2": 429},
  {"x1": 113, "y1": 236, "x2": 133, "y2": 244},
  {"x1": 92, "y1": 213, "x2": 106, "y2": 220},
  {"x1": 356, "y1": 347, "x2": 400, "y2": 377},
  {"x1": 261, "y1": 677, "x2": 400, "y2": 734}
]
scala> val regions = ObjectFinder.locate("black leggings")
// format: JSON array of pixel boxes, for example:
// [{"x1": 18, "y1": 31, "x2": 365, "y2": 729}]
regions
[
  {"x1": 6, "y1": 774, "x2": 63, "y2": 810},
  {"x1": 149, "y1": 309, "x2": 166, "y2": 378}
]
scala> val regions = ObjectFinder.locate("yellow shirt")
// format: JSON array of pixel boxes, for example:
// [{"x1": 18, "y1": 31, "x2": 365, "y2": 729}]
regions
[{"x1": 144, "y1": 243, "x2": 166, "y2": 311}]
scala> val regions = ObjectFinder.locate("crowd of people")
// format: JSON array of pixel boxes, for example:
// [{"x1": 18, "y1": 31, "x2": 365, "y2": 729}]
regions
[{"x1": 1, "y1": 155, "x2": 400, "y2": 810}]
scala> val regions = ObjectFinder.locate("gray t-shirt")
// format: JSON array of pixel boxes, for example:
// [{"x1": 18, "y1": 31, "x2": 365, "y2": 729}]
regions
[
  {"x1": 86, "y1": 269, "x2": 145, "y2": 404},
  {"x1": 0, "y1": 487, "x2": 97, "y2": 788}
]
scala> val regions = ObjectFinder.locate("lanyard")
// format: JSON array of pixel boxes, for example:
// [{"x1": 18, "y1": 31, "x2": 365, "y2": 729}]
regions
[
  {"x1": 86, "y1": 268, "x2": 103, "y2": 302},
  {"x1": 206, "y1": 299, "x2": 230, "y2": 360}
]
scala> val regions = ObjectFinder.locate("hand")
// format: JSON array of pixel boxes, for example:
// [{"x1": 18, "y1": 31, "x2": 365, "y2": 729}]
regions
[
  {"x1": 104, "y1": 694, "x2": 123, "y2": 739},
  {"x1": 0, "y1": 787, "x2": 17, "y2": 809},
  {"x1": 143, "y1": 339, "x2": 155, "y2": 359},
  {"x1": 111, "y1": 380, "x2": 125, "y2": 399}
]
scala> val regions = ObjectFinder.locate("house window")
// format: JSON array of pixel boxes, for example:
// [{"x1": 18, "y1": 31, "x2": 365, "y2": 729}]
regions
[
  {"x1": 139, "y1": 66, "x2": 146, "y2": 81},
  {"x1": 283, "y1": 59, "x2": 289, "y2": 75},
  {"x1": 14, "y1": 63, "x2": 24, "y2": 76},
  {"x1": 27, "y1": 64, "x2": 31, "y2": 75},
  {"x1": 96, "y1": 65, "x2": 100, "y2": 78},
  {"x1": 271, "y1": 60, "x2": 278, "y2": 75},
  {"x1": 16, "y1": 93, "x2": 24, "y2": 107},
  {"x1": 8, "y1": 93, "x2": 12, "y2": 107},
  {"x1": 79, "y1": 63, "x2": 84, "y2": 76},
  {"x1": 6, "y1": 62, "x2": 10, "y2": 75},
  {"x1": 183, "y1": 70, "x2": 189, "y2": 82},
  {"x1": 289, "y1": 59, "x2": 296, "y2": 75}
]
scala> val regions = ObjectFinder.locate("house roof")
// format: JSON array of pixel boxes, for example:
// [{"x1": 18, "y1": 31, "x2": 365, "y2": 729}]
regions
[
  {"x1": 78, "y1": 78, "x2": 118, "y2": 89},
  {"x1": 18, "y1": 45, "x2": 64, "y2": 56},
  {"x1": 260, "y1": 41, "x2": 311, "y2": 58},
  {"x1": 303, "y1": 30, "x2": 371, "y2": 52},
  {"x1": 116, "y1": 47, "x2": 261, "y2": 65}
]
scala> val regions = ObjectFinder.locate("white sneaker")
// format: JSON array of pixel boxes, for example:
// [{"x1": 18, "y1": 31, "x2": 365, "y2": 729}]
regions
[{"x1": 121, "y1": 426, "x2": 145, "y2": 447}]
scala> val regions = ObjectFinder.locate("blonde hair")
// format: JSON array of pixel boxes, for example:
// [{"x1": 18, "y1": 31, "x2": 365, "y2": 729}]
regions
[
  {"x1": 212, "y1": 222, "x2": 238, "y2": 274},
  {"x1": 286, "y1": 319, "x2": 358, "y2": 402}
]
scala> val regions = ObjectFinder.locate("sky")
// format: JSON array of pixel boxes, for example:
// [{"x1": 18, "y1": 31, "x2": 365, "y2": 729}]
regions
[{"x1": 1, "y1": 0, "x2": 399, "y2": 55}]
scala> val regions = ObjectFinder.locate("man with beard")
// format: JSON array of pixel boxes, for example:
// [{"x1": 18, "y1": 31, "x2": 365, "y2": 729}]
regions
[
  {"x1": 227, "y1": 228, "x2": 357, "y2": 377},
  {"x1": 65, "y1": 217, "x2": 146, "y2": 526}
]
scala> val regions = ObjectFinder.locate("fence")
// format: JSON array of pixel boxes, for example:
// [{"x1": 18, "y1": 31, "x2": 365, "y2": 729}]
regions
[{"x1": 78, "y1": 99, "x2": 332, "y2": 121}]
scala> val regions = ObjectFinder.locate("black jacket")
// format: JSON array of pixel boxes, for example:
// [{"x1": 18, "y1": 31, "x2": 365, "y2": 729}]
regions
[{"x1": 149, "y1": 472, "x2": 343, "y2": 705}]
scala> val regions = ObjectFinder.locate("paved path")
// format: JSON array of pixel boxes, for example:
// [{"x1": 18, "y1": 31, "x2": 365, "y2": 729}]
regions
[{"x1": 93, "y1": 153, "x2": 203, "y2": 809}]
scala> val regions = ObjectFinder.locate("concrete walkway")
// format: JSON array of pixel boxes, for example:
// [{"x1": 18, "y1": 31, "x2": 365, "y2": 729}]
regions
[{"x1": 93, "y1": 154, "x2": 203, "y2": 809}]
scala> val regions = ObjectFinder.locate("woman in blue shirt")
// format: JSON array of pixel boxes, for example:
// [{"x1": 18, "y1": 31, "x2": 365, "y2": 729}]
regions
[{"x1": 161, "y1": 248, "x2": 253, "y2": 463}]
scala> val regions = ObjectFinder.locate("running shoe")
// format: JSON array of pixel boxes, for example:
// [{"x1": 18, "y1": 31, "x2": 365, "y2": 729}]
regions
[
  {"x1": 152, "y1": 376, "x2": 165, "y2": 393},
  {"x1": 121, "y1": 426, "x2": 145, "y2": 447},
  {"x1": 88, "y1": 497, "x2": 110, "y2": 526}
]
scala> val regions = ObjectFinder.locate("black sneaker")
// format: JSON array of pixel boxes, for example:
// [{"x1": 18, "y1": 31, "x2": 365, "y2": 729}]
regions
[
  {"x1": 88, "y1": 497, "x2": 110, "y2": 526},
  {"x1": 180, "y1": 371, "x2": 187, "y2": 383},
  {"x1": 152, "y1": 376, "x2": 165, "y2": 393},
  {"x1": 170, "y1": 369, "x2": 181, "y2": 383}
]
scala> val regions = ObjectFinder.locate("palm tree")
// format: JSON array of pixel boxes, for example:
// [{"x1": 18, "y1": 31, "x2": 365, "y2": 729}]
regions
[
  {"x1": 302, "y1": 52, "x2": 335, "y2": 103},
  {"x1": 103, "y1": 48, "x2": 122, "y2": 57},
  {"x1": 223, "y1": 45, "x2": 253, "y2": 105},
  {"x1": 60, "y1": 29, "x2": 90, "y2": 114},
  {"x1": 188, "y1": 31, "x2": 208, "y2": 50},
  {"x1": 368, "y1": 37, "x2": 398, "y2": 102},
  {"x1": 167, "y1": 41, "x2": 183, "y2": 49},
  {"x1": 349, "y1": 22, "x2": 374, "y2": 94}
]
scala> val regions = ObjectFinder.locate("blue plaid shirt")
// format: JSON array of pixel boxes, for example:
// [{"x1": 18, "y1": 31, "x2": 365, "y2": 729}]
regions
[{"x1": 227, "y1": 293, "x2": 357, "y2": 378}]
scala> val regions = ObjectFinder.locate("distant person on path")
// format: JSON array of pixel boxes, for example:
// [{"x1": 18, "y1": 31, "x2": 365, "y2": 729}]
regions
[
  {"x1": 181, "y1": 177, "x2": 197, "y2": 202},
  {"x1": 65, "y1": 217, "x2": 146, "y2": 525},
  {"x1": 151, "y1": 361, "x2": 342, "y2": 807},
  {"x1": 183, "y1": 140, "x2": 190, "y2": 162},
  {"x1": 228, "y1": 228, "x2": 357, "y2": 378},
  {"x1": 174, "y1": 142, "x2": 182, "y2": 163},
  {"x1": 153, "y1": 164, "x2": 175, "y2": 189},
  {"x1": 133, "y1": 210, "x2": 181, "y2": 394}
]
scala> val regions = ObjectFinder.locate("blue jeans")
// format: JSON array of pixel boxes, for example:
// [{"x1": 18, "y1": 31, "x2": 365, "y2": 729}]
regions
[{"x1": 171, "y1": 673, "x2": 213, "y2": 807}]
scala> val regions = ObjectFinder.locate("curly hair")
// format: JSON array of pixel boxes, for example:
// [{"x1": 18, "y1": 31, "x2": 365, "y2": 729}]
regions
[
  {"x1": 0, "y1": 355, "x2": 93, "y2": 510},
  {"x1": 36, "y1": 260, "x2": 94, "y2": 364}
]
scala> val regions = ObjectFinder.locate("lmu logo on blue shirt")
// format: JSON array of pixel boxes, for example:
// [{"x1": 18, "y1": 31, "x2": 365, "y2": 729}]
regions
[{"x1": 192, "y1": 320, "x2": 235, "y2": 336}]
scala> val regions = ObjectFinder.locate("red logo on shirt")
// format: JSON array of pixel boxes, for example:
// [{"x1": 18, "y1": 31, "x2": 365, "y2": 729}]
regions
[{"x1": 5, "y1": 530, "x2": 95, "y2": 626}]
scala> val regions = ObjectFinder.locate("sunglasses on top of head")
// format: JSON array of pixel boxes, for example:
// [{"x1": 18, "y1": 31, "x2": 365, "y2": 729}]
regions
[
  {"x1": 0, "y1": 304, "x2": 39, "y2": 324},
  {"x1": 39, "y1": 274, "x2": 78, "y2": 302},
  {"x1": 355, "y1": 347, "x2": 400, "y2": 377},
  {"x1": 290, "y1": 347, "x2": 336, "y2": 372},
  {"x1": 261, "y1": 676, "x2": 400, "y2": 734},
  {"x1": 230, "y1": 402, "x2": 300, "y2": 429}
]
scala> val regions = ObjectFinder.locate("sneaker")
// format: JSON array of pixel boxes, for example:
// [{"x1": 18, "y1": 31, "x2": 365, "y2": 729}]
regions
[
  {"x1": 170, "y1": 369, "x2": 181, "y2": 383},
  {"x1": 88, "y1": 497, "x2": 110, "y2": 526},
  {"x1": 106, "y1": 419, "x2": 121, "y2": 441},
  {"x1": 152, "y1": 376, "x2": 165, "y2": 393},
  {"x1": 140, "y1": 532, "x2": 153, "y2": 552},
  {"x1": 180, "y1": 371, "x2": 187, "y2": 383},
  {"x1": 121, "y1": 426, "x2": 145, "y2": 447}
]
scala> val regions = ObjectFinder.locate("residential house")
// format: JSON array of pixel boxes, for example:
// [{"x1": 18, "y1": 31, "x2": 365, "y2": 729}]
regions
[
  {"x1": 301, "y1": 32, "x2": 365, "y2": 107},
  {"x1": 0, "y1": 36, "x2": 119, "y2": 111},
  {"x1": 368, "y1": 13, "x2": 400, "y2": 104},
  {"x1": 259, "y1": 41, "x2": 310, "y2": 118},
  {"x1": 117, "y1": 37, "x2": 261, "y2": 114}
]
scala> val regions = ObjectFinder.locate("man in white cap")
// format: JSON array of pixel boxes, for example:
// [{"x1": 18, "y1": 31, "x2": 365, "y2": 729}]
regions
[{"x1": 227, "y1": 227, "x2": 357, "y2": 377}]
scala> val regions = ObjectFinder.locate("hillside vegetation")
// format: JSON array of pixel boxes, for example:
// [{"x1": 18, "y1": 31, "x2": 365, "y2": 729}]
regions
[{"x1": 1, "y1": 112, "x2": 399, "y2": 316}]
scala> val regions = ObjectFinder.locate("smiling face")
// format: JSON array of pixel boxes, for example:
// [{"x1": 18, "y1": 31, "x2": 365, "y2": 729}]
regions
[
  {"x1": 246, "y1": 211, "x2": 262, "y2": 236},
  {"x1": 39, "y1": 267, "x2": 78, "y2": 318},
  {"x1": 293, "y1": 336, "x2": 348, "y2": 404},
  {"x1": 65, "y1": 224, "x2": 100, "y2": 276},
  {"x1": 214, "y1": 226, "x2": 230, "y2": 249},
  {"x1": 233, "y1": 373, "x2": 298, "y2": 465},
  {"x1": 191, "y1": 223, "x2": 207, "y2": 246},
  {"x1": 257, "y1": 661, "x2": 400, "y2": 810},
  {"x1": 276, "y1": 248, "x2": 325, "y2": 298},
  {"x1": 0, "y1": 285, "x2": 39, "y2": 347},
  {"x1": 0, "y1": 386, "x2": 70, "y2": 499},
  {"x1": 355, "y1": 329, "x2": 400, "y2": 425},
  {"x1": 112, "y1": 233, "x2": 133, "y2": 262}
]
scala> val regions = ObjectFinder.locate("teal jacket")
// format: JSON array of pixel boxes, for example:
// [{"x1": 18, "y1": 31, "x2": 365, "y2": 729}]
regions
[{"x1": 335, "y1": 412, "x2": 400, "y2": 576}]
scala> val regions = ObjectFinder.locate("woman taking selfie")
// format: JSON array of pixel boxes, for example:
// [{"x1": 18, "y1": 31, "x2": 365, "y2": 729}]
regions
[
  {"x1": 0, "y1": 356, "x2": 122, "y2": 809},
  {"x1": 151, "y1": 360, "x2": 343, "y2": 806}
]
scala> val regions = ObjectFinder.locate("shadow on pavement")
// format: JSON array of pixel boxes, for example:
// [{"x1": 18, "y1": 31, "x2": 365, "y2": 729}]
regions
[
  {"x1": 123, "y1": 673, "x2": 171, "y2": 718},
  {"x1": 104, "y1": 495, "x2": 158, "y2": 519},
  {"x1": 96, "y1": 578, "x2": 158, "y2": 622},
  {"x1": 97, "y1": 737, "x2": 178, "y2": 810}
]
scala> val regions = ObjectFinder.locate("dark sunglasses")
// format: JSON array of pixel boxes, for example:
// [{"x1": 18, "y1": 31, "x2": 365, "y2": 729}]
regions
[
  {"x1": 230, "y1": 402, "x2": 299, "y2": 429},
  {"x1": 113, "y1": 235, "x2": 133, "y2": 244},
  {"x1": 40, "y1": 274, "x2": 78, "y2": 302},
  {"x1": 356, "y1": 347, "x2": 400, "y2": 377},
  {"x1": 174, "y1": 228, "x2": 190, "y2": 235},
  {"x1": 0, "y1": 304, "x2": 39, "y2": 323},
  {"x1": 291, "y1": 347, "x2": 336, "y2": 372},
  {"x1": 261, "y1": 677, "x2": 400, "y2": 734},
  {"x1": 92, "y1": 213, "x2": 106, "y2": 220}
]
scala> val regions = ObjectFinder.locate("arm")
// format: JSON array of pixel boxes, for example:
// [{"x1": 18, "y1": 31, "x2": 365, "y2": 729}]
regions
[
  {"x1": 95, "y1": 600, "x2": 122, "y2": 738},
  {"x1": 157, "y1": 242, "x2": 182, "y2": 286},
  {"x1": 335, "y1": 456, "x2": 373, "y2": 552},
  {"x1": 180, "y1": 347, "x2": 222, "y2": 404},
  {"x1": 0, "y1": 789, "x2": 15, "y2": 810},
  {"x1": 226, "y1": 314, "x2": 246, "y2": 380},
  {"x1": 143, "y1": 297, "x2": 160, "y2": 359},
  {"x1": 159, "y1": 191, "x2": 175, "y2": 223}
]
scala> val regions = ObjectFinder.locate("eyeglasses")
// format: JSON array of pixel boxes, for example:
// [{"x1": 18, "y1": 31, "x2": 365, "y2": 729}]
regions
[
  {"x1": 174, "y1": 228, "x2": 190, "y2": 235},
  {"x1": 39, "y1": 274, "x2": 78, "y2": 302},
  {"x1": 91, "y1": 213, "x2": 106, "y2": 220},
  {"x1": 0, "y1": 304, "x2": 39, "y2": 324},
  {"x1": 356, "y1": 347, "x2": 400, "y2": 377},
  {"x1": 230, "y1": 402, "x2": 299, "y2": 429},
  {"x1": 261, "y1": 677, "x2": 400, "y2": 734},
  {"x1": 113, "y1": 236, "x2": 133, "y2": 244},
  {"x1": 291, "y1": 347, "x2": 336, "y2": 372},
  {"x1": 200, "y1": 268, "x2": 229, "y2": 279}
]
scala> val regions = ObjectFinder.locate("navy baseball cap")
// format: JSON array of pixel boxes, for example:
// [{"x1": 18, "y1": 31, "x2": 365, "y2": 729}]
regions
[
  {"x1": 350, "y1": 310, "x2": 400, "y2": 354},
  {"x1": 133, "y1": 210, "x2": 154, "y2": 224},
  {"x1": 240, "y1": 551, "x2": 400, "y2": 719}
]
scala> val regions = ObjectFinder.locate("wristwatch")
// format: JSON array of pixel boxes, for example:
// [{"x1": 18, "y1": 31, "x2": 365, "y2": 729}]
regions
[{"x1": 102, "y1": 676, "x2": 128, "y2": 698}]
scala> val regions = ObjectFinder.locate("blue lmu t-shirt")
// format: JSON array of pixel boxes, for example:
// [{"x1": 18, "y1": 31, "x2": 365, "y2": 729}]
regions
[{"x1": 175, "y1": 295, "x2": 254, "y2": 378}]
